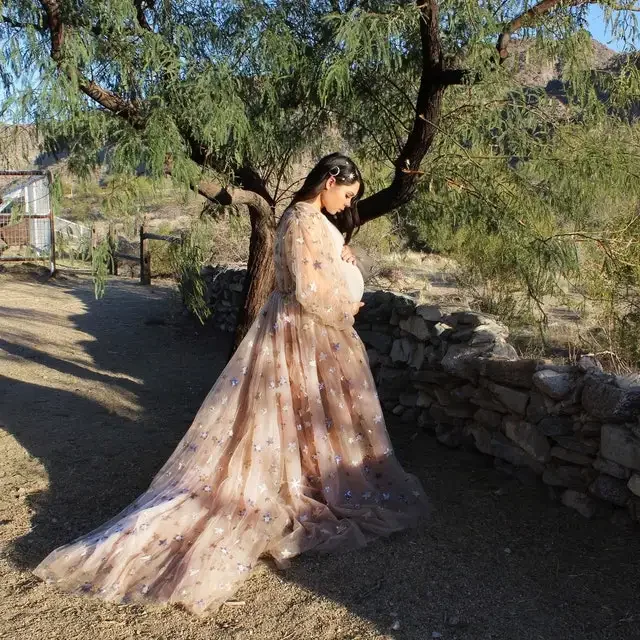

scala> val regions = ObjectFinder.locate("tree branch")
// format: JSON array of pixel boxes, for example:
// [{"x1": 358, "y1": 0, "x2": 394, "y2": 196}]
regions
[
  {"x1": 358, "y1": 0, "x2": 444, "y2": 223},
  {"x1": 419, "y1": 0, "x2": 640, "y2": 87},
  {"x1": 196, "y1": 172, "x2": 276, "y2": 356},
  {"x1": 39, "y1": 0, "x2": 143, "y2": 124},
  {"x1": 197, "y1": 178, "x2": 272, "y2": 214},
  {"x1": 497, "y1": 0, "x2": 566, "y2": 61},
  {"x1": 39, "y1": 1, "x2": 272, "y2": 214},
  {"x1": 358, "y1": 0, "x2": 637, "y2": 222},
  {"x1": 495, "y1": 0, "x2": 618, "y2": 62},
  {"x1": 235, "y1": 166, "x2": 276, "y2": 209},
  {"x1": 38, "y1": 0, "x2": 64, "y2": 62}
]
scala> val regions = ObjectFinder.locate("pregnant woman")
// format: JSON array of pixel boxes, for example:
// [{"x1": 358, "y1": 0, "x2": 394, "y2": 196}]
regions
[{"x1": 34, "y1": 153, "x2": 429, "y2": 614}]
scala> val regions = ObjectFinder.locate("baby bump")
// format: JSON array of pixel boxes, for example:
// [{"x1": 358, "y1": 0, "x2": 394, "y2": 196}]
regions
[{"x1": 342, "y1": 261, "x2": 364, "y2": 302}]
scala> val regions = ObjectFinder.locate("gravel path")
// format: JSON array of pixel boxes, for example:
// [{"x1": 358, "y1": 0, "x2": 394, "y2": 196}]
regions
[{"x1": 1, "y1": 271, "x2": 639, "y2": 640}]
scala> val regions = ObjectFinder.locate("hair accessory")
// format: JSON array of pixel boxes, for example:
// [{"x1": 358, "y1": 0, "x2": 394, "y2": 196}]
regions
[
  {"x1": 329, "y1": 166, "x2": 340, "y2": 177},
  {"x1": 346, "y1": 171, "x2": 355, "y2": 181}
]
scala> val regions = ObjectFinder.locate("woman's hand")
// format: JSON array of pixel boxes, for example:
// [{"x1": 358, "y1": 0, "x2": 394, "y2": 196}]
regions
[
  {"x1": 341, "y1": 244, "x2": 357, "y2": 266},
  {"x1": 351, "y1": 301, "x2": 365, "y2": 316}
]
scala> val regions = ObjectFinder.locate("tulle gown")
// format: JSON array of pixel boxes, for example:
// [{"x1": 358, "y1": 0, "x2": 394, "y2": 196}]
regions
[{"x1": 34, "y1": 201, "x2": 429, "y2": 615}]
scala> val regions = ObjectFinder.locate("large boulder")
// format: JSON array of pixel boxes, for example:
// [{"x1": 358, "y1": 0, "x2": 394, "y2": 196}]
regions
[
  {"x1": 533, "y1": 370, "x2": 577, "y2": 400},
  {"x1": 600, "y1": 424, "x2": 640, "y2": 471},
  {"x1": 582, "y1": 375, "x2": 640, "y2": 421}
]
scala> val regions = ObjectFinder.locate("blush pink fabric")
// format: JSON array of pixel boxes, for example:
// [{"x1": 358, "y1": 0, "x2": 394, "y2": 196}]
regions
[{"x1": 34, "y1": 202, "x2": 429, "y2": 614}]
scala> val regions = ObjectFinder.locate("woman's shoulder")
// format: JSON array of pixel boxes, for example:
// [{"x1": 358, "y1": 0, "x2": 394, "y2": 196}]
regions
[
  {"x1": 282, "y1": 202, "x2": 324, "y2": 228},
  {"x1": 287, "y1": 201, "x2": 324, "y2": 217}
]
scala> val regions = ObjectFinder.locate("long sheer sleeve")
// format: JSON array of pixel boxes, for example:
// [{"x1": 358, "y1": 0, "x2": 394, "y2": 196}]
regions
[{"x1": 283, "y1": 205, "x2": 355, "y2": 330}]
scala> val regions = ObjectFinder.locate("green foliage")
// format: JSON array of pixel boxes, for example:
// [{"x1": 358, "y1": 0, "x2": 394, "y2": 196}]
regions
[
  {"x1": 2, "y1": 0, "x2": 640, "y2": 363},
  {"x1": 2, "y1": 1, "x2": 637, "y2": 194},
  {"x1": 55, "y1": 227, "x2": 91, "y2": 264},
  {"x1": 7, "y1": 200, "x2": 25, "y2": 224},
  {"x1": 91, "y1": 238, "x2": 112, "y2": 299},
  {"x1": 100, "y1": 175, "x2": 157, "y2": 220},
  {"x1": 169, "y1": 233, "x2": 211, "y2": 325},
  {"x1": 404, "y1": 104, "x2": 640, "y2": 361},
  {"x1": 2, "y1": 1, "x2": 631, "y2": 187},
  {"x1": 183, "y1": 207, "x2": 251, "y2": 264},
  {"x1": 163, "y1": 211, "x2": 252, "y2": 323}
]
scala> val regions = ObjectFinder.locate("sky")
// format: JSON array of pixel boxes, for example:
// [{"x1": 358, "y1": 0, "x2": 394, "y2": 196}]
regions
[{"x1": 587, "y1": 5, "x2": 629, "y2": 51}]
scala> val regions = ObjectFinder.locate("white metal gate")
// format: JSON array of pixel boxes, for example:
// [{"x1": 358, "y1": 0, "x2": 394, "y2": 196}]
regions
[{"x1": 0, "y1": 170, "x2": 55, "y2": 273}]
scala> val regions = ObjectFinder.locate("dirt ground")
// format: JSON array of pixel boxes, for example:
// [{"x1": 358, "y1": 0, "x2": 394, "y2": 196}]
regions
[{"x1": 1, "y1": 269, "x2": 640, "y2": 640}]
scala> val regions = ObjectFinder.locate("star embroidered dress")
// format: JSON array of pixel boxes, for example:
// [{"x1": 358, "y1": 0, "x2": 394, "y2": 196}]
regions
[{"x1": 34, "y1": 201, "x2": 429, "y2": 614}]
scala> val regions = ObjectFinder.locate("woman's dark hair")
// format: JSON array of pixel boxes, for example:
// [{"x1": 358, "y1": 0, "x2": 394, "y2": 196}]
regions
[{"x1": 291, "y1": 152, "x2": 364, "y2": 243}]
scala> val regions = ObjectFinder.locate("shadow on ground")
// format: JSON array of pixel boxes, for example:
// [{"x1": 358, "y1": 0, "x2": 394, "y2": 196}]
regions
[
  {"x1": 1, "y1": 278, "x2": 226, "y2": 566},
  {"x1": 1, "y1": 274, "x2": 639, "y2": 640}
]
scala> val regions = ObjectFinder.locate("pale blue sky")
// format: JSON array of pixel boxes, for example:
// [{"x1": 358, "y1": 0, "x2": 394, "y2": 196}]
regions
[{"x1": 587, "y1": 5, "x2": 628, "y2": 51}]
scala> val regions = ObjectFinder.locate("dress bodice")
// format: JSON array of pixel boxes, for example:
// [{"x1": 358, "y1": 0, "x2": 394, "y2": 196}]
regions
[
  {"x1": 318, "y1": 214, "x2": 365, "y2": 303},
  {"x1": 274, "y1": 202, "x2": 364, "y2": 304}
]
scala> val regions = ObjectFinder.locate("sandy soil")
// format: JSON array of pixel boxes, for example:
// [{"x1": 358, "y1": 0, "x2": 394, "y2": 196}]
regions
[{"x1": 1, "y1": 270, "x2": 639, "y2": 640}]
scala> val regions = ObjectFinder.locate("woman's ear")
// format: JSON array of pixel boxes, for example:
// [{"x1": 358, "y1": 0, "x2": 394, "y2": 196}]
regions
[{"x1": 325, "y1": 176, "x2": 336, "y2": 189}]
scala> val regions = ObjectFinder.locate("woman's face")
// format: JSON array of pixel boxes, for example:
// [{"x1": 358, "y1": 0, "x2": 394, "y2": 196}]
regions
[{"x1": 321, "y1": 177, "x2": 360, "y2": 215}]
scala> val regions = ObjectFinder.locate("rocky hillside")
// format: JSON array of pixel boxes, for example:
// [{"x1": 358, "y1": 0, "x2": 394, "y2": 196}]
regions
[
  {"x1": 509, "y1": 38, "x2": 619, "y2": 87},
  {"x1": 0, "y1": 124, "x2": 64, "y2": 172}
]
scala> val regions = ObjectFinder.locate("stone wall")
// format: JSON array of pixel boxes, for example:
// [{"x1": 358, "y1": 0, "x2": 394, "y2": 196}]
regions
[
  {"x1": 202, "y1": 266, "x2": 640, "y2": 524},
  {"x1": 201, "y1": 265, "x2": 247, "y2": 332}
]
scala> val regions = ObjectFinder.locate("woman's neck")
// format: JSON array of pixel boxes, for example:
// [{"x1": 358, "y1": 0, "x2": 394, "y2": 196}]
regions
[{"x1": 298, "y1": 195, "x2": 323, "y2": 213}]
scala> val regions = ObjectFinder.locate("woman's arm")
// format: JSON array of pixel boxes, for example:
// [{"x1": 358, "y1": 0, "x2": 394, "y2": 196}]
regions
[{"x1": 283, "y1": 208, "x2": 360, "y2": 329}]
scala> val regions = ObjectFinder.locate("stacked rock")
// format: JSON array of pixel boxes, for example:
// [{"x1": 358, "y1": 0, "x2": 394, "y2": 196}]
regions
[{"x1": 199, "y1": 268, "x2": 640, "y2": 523}]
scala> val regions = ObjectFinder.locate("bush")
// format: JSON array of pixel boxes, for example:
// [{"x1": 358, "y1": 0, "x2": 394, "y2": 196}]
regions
[{"x1": 403, "y1": 114, "x2": 640, "y2": 367}]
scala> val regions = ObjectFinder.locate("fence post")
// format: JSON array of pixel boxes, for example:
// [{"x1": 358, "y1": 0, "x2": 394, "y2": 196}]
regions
[
  {"x1": 49, "y1": 205, "x2": 57, "y2": 275},
  {"x1": 140, "y1": 220, "x2": 151, "y2": 285},
  {"x1": 108, "y1": 223, "x2": 118, "y2": 276},
  {"x1": 91, "y1": 223, "x2": 98, "y2": 260},
  {"x1": 47, "y1": 170, "x2": 56, "y2": 275}
]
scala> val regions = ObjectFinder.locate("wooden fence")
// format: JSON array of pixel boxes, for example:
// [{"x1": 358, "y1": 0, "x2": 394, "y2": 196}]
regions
[{"x1": 92, "y1": 220, "x2": 182, "y2": 285}]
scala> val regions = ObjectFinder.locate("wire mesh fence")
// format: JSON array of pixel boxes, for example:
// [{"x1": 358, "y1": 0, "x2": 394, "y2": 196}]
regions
[
  {"x1": 0, "y1": 170, "x2": 55, "y2": 273},
  {"x1": 54, "y1": 216, "x2": 91, "y2": 264}
]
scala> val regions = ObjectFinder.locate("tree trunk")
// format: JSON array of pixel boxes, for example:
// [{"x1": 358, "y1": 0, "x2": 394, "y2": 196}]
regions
[
  {"x1": 228, "y1": 205, "x2": 276, "y2": 359},
  {"x1": 194, "y1": 176, "x2": 275, "y2": 357}
]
